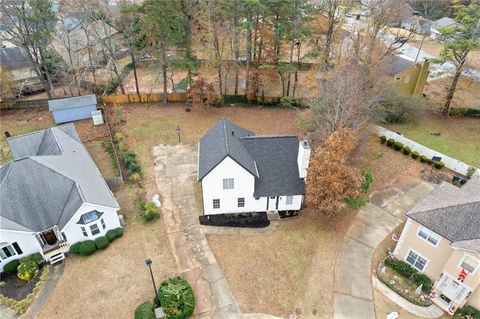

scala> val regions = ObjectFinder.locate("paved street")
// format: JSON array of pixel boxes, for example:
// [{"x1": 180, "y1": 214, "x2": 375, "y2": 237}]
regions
[{"x1": 333, "y1": 179, "x2": 437, "y2": 319}]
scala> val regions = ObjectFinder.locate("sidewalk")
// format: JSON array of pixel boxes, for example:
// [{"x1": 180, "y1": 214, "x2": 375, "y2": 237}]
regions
[{"x1": 333, "y1": 179, "x2": 437, "y2": 319}]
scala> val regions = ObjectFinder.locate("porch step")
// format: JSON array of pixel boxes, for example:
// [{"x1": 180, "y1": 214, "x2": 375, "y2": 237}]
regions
[
  {"x1": 48, "y1": 252, "x2": 65, "y2": 264},
  {"x1": 266, "y1": 211, "x2": 280, "y2": 220}
]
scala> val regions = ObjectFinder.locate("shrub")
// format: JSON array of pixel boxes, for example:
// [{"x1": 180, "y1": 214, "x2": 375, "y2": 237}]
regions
[
  {"x1": 130, "y1": 172, "x2": 142, "y2": 182},
  {"x1": 361, "y1": 167, "x2": 373, "y2": 193},
  {"x1": 380, "y1": 135, "x2": 387, "y2": 144},
  {"x1": 3, "y1": 259, "x2": 20, "y2": 275},
  {"x1": 159, "y1": 277, "x2": 195, "y2": 319},
  {"x1": 79, "y1": 240, "x2": 97, "y2": 256},
  {"x1": 69, "y1": 242, "x2": 82, "y2": 254},
  {"x1": 94, "y1": 236, "x2": 110, "y2": 250},
  {"x1": 386, "y1": 138, "x2": 395, "y2": 147},
  {"x1": 114, "y1": 227, "x2": 124, "y2": 238},
  {"x1": 139, "y1": 202, "x2": 160, "y2": 222},
  {"x1": 346, "y1": 197, "x2": 369, "y2": 210},
  {"x1": 393, "y1": 141, "x2": 404, "y2": 151},
  {"x1": 134, "y1": 301, "x2": 155, "y2": 319},
  {"x1": 385, "y1": 257, "x2": 417, "y2": 278},
  {"x1": 17, "y1": 259, "x2": 39, "y2": 282},
  {"x1": 455, "y1": 305, "x2": 480, "y2": 319},
  {"x1": 106, "y1": 229, "x2": 118, "y2": 242},
  {"x1": 379, "y1": 91, "x2": 422, "y2": 123},
  {"x1": 20, "y1": 253, "x2": 45, "y2": 265},
  {"x1": 412, "y1": 273, "x2": 433, "y2": 293},
  {"x1": 411, "y1": 151, "x2": 420, "y2": 159},
  {"x1": 434, "y1": 161, "x2": 445, "y2": 169},
  {"x1": 419, "y1": 155, "x2": 428, "y2": 163},
  {"x1": 402, "y1": 146, "x2": 411, "y2": 155},
  {"x1": 466, "y1": 167, "x2": 476, "y2": 179},
  {"x1": 128, "y1": 162, "x2": 141, "y2": 175}
]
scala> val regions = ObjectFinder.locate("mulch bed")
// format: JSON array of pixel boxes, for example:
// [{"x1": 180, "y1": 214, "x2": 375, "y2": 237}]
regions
[
  {"x1": 0, "y1": 272, "x2": 41, "y2": 301},
  {"x1": 199, "y1": 212, "x2": 270, "y2": 228}
]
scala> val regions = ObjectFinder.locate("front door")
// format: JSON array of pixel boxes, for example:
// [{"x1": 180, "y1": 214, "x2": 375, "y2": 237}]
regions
[
  {"x1": 267, "y1": 196, "x2": 278, "y2": 211},
  {"x1": 42, "y1": 229, "x2": 58, "y2": 245}
]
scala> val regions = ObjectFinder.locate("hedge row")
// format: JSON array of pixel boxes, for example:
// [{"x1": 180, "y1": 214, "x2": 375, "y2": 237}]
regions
[
  {"x1": 454, "y1": 305, "x2": 480, "y2": 318},
  {"x1": 377, "y1": 273, "x2": 433, "y2": 307},
  {"x1": 380, "y1": 136, "x2": 445, "y2": 169},
  {"x1": 114, "y1": 130, "x2": 142, "y2": 183},
  {"x1": 3, "y1": 253, "x2": 45, "y2": 275},
  {"x1": 384, "y1": 257, "x2": 433, "y2": 293},
  {"x1": 69, "y1": 227, "x2": 124, "y2": 256}
]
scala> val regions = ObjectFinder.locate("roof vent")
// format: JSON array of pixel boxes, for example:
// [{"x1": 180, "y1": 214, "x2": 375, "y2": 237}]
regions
[{"x1": 231, "y1": 130, "x2": 235, "y2": 136}]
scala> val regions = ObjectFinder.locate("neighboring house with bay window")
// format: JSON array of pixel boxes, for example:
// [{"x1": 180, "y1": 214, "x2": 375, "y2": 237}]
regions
[
  {"x1": 0, "y1": 124, "x2": 121, "y2": 270},
  {"x1": 393, "y1": 174, "x2": 480, "y2": 315},
  {"x1": 198, "y1": 118, "x2": 310, "y2": 215}
]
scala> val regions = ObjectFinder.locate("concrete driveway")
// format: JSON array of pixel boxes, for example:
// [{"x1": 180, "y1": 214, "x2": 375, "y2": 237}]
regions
[{"x1": 333, "y1": 179, "x2": 436, "y2": 319}]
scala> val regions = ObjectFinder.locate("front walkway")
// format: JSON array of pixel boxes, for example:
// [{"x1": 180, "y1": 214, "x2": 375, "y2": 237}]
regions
[
  {"x1": 154, "y1": 143, "x2": 239, "y2": 318},
  {"x1": 333, "y1": 179, "x2": 437, "y2": 319}
]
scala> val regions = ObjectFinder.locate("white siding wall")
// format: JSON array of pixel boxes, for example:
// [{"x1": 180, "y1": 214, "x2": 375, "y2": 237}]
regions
[
  {"x1": 201, "y1": 156, "x2": 304, "y2": 214},
  {"x1": 61, "y1": 203, "x2": 121, "y2": 244},
  {"x1": 0, "y1": 230, "x2": 42, "y2": 272}
]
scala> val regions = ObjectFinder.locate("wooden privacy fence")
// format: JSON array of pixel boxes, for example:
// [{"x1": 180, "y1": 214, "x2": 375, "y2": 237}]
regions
[{"x1": 99, "y1": 93, "x2": 188, "y2": 104}]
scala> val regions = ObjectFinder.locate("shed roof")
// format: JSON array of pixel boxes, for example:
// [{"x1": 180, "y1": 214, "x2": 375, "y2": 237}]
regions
[
  {"x1": 48, "y1": 94, "x2": 97, "y2": 111},
  {"x1": 382, "y1": 55, "x2": 415, "y2": 76}
]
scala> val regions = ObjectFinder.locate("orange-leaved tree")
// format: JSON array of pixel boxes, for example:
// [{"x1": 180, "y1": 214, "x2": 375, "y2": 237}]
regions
[
  {"x1": 306, "y1": 127, "x2": 361, "y2": 214},
  {"x1": 188, "y1": 78, "x2": 217, "y2": 111}
]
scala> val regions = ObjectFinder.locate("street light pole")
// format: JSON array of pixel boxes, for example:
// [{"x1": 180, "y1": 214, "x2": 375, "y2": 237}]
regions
[{"x1": 145, "y1": 258, "x2": 161, "y2": 307}]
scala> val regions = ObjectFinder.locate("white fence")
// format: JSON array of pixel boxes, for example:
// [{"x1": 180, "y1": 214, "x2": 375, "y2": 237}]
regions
[{"x1": 376, "y1": 126, "x2": 475, "y2": 176}]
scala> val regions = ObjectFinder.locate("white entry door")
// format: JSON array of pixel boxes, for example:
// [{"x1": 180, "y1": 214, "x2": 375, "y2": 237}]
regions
[{"x1": 267, "y1": 196, "x2": 278, "y2": 211}]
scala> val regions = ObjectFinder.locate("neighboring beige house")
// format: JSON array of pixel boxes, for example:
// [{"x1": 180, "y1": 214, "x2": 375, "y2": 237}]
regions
[
  {"x1": 382, "y1": 55, "x2": 430, "y2": 97},
  {"x1": 393, "y1": 175, "x2": 480, "y2": 315}
]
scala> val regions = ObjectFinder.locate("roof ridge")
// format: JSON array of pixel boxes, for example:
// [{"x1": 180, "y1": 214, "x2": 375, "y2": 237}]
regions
[
  {"x1": 6, "y1": 127, "x2": 47, "y2": 141},
  {"x1": 223, "y1": 118, "x2": 229, "y2": 153},
  {"x1": 55, "y1": 182, "x2": 81, "y2": 226},
  {"x1": 0, "y1": 162, "x2": 13, "y2": 190},
  {"x1": 29, "y1": 156, "x2": 78, "y2": 186},
  {"x1": 36, "y1": 128, "x2": 51, "y2": 155}
]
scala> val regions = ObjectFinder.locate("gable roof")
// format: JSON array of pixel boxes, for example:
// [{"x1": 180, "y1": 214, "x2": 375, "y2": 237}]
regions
[
  {"x1": 382, "y1": 55, "x2": 416, "y2": 76},
  {"x1": 241, "y1": 136, "x2": 305, "y2": 197},
  {"x1": 198, "y1": 118, "x2": 257, "y2": 181},
  {"x1": 434, "y1": 17, "x2": 458, "y2": 28},
  {"x1": 1, "y1": 123, "x2": 118, "y2": 232},
  {"x1": 406, "y1": 179, "x2": 480, "y2": 250},
  {"x1": 198, "y1": 118, "x2": 306, "y2": 197}
]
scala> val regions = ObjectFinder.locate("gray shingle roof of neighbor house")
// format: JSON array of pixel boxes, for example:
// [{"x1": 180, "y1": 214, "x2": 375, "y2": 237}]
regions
[
  {"x1": 382, "y1": 55, "x2": 415, "y2": 76},
  {"x1": 406, "y1": 178, "x2": 480, "y2": 251},
  {"x1": 0, "y1": 123, "x2": 118, "y2": 232},
  {"x1": 198, "y1": 118, "x2": 305, "y2": 197},
  {"x1": 434, "y1": 17, "x2": 458, "y2": 28},
  {"x1": 0, "y1": 46, "x2": 34, "y2": 70}
]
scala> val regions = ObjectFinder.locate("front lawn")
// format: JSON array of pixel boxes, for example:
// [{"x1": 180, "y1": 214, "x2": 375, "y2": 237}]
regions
[{"x1": 384, "y1": 111, "x2": 480, "y2": 168}]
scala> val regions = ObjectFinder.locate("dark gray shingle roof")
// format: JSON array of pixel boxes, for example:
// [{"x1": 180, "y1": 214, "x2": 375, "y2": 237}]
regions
[
  {"x1": 198, "y1": 118, "x2": 257, "y2": 180},
  {"x1": 1, "y1": 124, "x2": 118, "y2": 232},
  {"x1": 198, "y1": 118, "x2": 305, "y2": 197},
  {"x1": 406, "y1": 181, "x2": 480, "y2": 243},
  {"x1": 241, "y1": 136, "x2": 305, "y2": 197},
  {"x1": 0, "y1": 46, "x2": 34, "y2": 70}
]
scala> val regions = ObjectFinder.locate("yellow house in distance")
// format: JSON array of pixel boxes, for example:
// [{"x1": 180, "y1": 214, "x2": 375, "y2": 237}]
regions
[{"x1": 383, "y1": 55, "x2": 430, "y2": 97}]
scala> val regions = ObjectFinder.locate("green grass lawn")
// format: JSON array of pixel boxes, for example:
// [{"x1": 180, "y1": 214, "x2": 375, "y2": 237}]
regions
[{"x1": 384, "y1": 113, "x2": 480, "y2": 168}]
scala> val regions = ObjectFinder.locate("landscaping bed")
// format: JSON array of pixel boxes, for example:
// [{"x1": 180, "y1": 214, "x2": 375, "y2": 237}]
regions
[
  {"x1": 199, "y1": 212, "x2": 270, "y2": 228},
  {"x1": 0, "y1": 271, "x2": 42, "y2": 301}
]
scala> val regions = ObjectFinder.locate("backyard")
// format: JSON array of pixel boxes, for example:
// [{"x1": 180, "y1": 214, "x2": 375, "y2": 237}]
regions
[{"x1": 384, "y1": 110, "x2": 480, "y2": 168}]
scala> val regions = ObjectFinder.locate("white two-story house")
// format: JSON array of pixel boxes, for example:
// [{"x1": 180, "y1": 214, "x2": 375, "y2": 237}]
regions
[
  {"x1": 198, "y1": 118, "x2": 310, "y2": 215},
  {"x1": 0, "y1": 124, "x2": 121, "y2": 270}
]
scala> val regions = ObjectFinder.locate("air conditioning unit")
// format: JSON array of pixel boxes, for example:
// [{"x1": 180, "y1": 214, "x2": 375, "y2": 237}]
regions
[{"x1": 91, "y1": 110, "x2": 104, "y2": 125}]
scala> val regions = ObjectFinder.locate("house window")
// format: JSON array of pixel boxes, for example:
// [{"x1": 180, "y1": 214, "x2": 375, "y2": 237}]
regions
[
  {"x1": 0, "y1": 244, "x2": 17, "y2": 260},
  {"x1": 90, "y1": 223, "x2": 100, "y2": 236},
  {"x1": 460, "y1": 256, "x2": 479, "y2": 274},
  {"x1": 405, "y1": 250, "x2": 428, "y2": 272},
  {"x1": 223, "y1": 178, "x2": 234, "y2": 190},
  {"x1": 12, "y1": 242, "x2": 23, "y2": 255},
  {"x1": 286, "y1": 196, "x2": 293, "y2": 205},
  {"x1": 101, "y1": 218, "x2": 106, "y2": 230},
  {"x1": 213, "y1": 199, "x2": 220, "y2": 209},
  {"x1": 417, "y1": 226, "x2": 440, "y2": 246},
  {"x1": 81, "y1": 226, "x2": 88, "y2": 237},
  {"x1": 255, "y1": 197, "x2": 260, "y2": 200},
  {"x1": 238, "y1": 198, "x2": 245, "y2": 207},
  {"x1": 404, "y1": 74, "x2": 411, "y2": 83}
]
